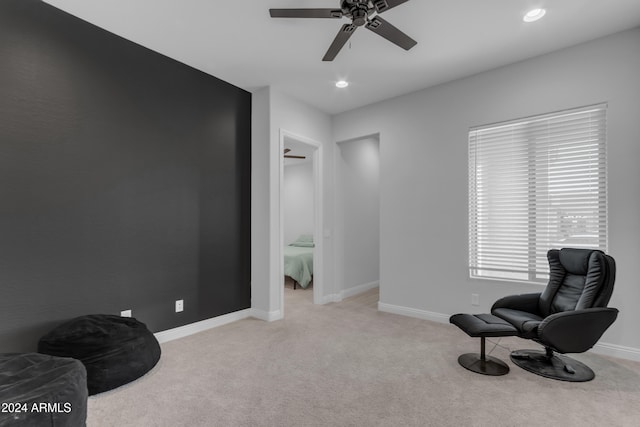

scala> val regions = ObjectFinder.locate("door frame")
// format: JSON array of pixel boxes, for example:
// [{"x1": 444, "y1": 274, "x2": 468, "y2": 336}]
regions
[{"x1": 278, "y1": 129, "x2": 324, "y2": 312}]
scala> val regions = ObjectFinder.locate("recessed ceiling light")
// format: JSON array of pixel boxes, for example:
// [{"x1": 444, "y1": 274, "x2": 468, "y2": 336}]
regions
[
  {"x1": 523, "y1": 8, "x2": 546, "y2": 23},
  {"x1": 335, "y1": 80, "x2": 349, "y2": 88}
]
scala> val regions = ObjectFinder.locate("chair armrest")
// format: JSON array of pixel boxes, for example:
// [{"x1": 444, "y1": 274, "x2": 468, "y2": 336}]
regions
[
  {"x1": 538, "y1": 307, "x2": 619, "y2": 354},
  {"x1": 491, "y1": 293, "x2": 541, "y2": 313}
]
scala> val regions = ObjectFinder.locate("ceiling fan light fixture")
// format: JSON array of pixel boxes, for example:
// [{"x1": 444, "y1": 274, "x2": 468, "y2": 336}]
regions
[
  {"x1": 336, "y1": 80, "x2": 349, "y2": 88},
  {"x1": 523, "y1": 8, "x2": 546, "y2": 23}
]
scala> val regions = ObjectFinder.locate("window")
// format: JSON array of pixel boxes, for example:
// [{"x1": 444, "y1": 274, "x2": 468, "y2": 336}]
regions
[{"x1": 468, "y1": 104, "x2": 607, "y2": 283}]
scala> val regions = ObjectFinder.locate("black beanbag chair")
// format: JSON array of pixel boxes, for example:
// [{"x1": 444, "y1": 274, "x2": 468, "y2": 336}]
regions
[
  {"x1": 0, "y1": 353, "x2": 87, "y2": 427},
  {"x1": 38, "y1": 314, "x2": 161, "y2": 395}
]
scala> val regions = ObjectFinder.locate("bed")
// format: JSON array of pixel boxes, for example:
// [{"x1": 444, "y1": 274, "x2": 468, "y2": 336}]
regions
[{"x1": 284, "y1": 235, "x2": 314, "y2": 289}]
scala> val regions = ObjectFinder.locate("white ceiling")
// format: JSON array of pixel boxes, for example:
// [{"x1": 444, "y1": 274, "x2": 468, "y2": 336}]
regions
[{"x1": 42, "y1": 0, "x2": 640, "y2": 115}]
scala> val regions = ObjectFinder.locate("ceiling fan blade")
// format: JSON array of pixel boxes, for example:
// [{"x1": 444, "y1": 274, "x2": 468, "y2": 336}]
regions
[
  {"x1": 270, "y1": 9, "x2": 343, "y2": 19},
  {"x1": 284, "y1": 155, "x2": 306, "y2": 159},
  {"x1": 365, "y1": 16, "x2": 417, "y2": 51},
  {"x1": 372, "y1": 0, "x2": 410, "y2": 14},
  {"x1": 323, "y1": 24, "x2": 357, "y2": 62}
]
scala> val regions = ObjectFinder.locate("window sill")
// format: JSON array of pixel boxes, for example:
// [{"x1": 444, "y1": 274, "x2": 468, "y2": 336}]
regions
[{"x1": 469, "y1": 274, "x2": 547, "y2": 287}]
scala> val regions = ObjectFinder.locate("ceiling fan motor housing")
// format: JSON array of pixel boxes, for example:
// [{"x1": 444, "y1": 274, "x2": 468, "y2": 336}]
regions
[{"x1": 342, "y1": 0, "x2": 375, "y2": 26}]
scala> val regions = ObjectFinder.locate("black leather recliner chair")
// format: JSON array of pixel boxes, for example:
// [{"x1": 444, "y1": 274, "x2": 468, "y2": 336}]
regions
[{"x1": 491, "y1": 248, "x2": 618, "y2": 381}]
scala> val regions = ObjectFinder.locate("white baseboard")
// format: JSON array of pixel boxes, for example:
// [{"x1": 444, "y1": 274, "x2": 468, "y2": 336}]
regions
[
  {"x1": 154, "y1": 309, "x2": 251, "y2": 343},
  {"x1": 377, "y1": 302, "x2": 640, "y2": 362},
  {"x1": 378, "y1": 301, "x2": 450, "y2": 324},
  {"x1": 250, "y1": 308, "x2": 283, "y2": 322},
  {"x1": 342, "y1": 280, "x2": 380, "y2": 299},
  {"x1": 318, "y1": 294, "x2": 342, "y2": 304},
  {"x1": 592, "y1": 341, "x2": 640, "y2": 362},
  {"x1": 318, "y1": 281, "x2": 380, "y2": 304}
]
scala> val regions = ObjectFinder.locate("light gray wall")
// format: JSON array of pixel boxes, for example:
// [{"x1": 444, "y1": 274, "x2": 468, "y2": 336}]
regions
[
  {"x1": 332, "y1": 28, "x2": 640, "y2": 353},
  {"x1": 251, "y1": 87, "x2": 334, "y2": 317},
  {"x1": 271, "y1": 90, "x2": 334, "y2": 306},
  {"x1": 283, "y1": 162, "x2": 314, "y2": 246},
  {"x1": 337, "y1": 137, "x2": 380, "y2": 291}
]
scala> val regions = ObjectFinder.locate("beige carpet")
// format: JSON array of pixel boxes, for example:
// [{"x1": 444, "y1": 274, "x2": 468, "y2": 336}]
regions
[{"x1": 88, "y1": 286, "x2": 640, "y2": 426}]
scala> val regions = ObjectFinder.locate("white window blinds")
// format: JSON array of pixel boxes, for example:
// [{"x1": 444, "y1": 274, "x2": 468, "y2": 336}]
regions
[{"x1": 469, "y1": 104, "x2": 607, "y2": 283}]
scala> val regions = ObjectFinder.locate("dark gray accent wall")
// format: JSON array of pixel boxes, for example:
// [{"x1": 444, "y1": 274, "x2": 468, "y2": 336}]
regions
[{"x1": 0, "y1": 0, "x2": 251, "y2": 352}]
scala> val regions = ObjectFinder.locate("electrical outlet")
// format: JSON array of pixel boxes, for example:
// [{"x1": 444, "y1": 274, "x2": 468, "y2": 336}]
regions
[
  {"x1": 121, "y1": 309, "x2": 132, "y2": 317},
  {"x1": 471, "y1": 294, "x2": 479, "y2": 306},
  {"x1": 175, "y1": 299, "x2": 184, "y2": 313}
]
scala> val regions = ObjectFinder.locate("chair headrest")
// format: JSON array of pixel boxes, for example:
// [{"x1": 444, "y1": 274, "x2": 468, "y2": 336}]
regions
[
  {"x1": 541, "y1": 248, "x2": 615, "y2": 316},
  {"x1": 559, "y1": 248, "x2": 600, "y2": 275}
]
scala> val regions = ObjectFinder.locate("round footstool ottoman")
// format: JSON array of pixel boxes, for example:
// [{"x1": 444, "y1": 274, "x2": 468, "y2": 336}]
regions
[
  {"x1": 0, "y1": 353, "x2": 87, "y2": 426},
  {"x1": 38, "y1": 314, "x2": 161, "y2": 395}
]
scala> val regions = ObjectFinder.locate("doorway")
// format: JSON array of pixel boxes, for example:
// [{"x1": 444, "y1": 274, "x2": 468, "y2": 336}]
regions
[{"x1": 279, "y1": 130, "x2": 323, "y2": 314}]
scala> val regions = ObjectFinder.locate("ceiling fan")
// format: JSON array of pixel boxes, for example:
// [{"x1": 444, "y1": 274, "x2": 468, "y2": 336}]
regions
[
  {"x1": 269, "y1": 0, "x2": 417, "y2": 61},
  {"x1": 284, "y1": 148, "x2": 306, "y2": 159}
]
